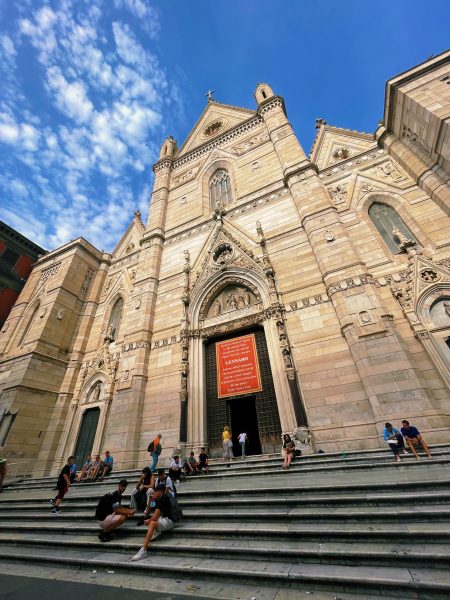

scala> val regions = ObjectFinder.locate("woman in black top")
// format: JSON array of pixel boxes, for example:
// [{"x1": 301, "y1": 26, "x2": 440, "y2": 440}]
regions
[{"x1": 282, "y1": 434, "x2": 295, "y2": 470}]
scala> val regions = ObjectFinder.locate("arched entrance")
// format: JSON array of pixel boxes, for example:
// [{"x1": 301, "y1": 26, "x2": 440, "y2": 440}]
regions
[
  {"x1": 73, "y1": 407, "x2": 100, "y2": 468},
  {"x1": 205, "y1": 325, "x2": 282, "y2": 456}
]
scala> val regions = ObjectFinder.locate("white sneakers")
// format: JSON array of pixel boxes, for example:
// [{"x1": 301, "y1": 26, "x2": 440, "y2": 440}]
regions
[{"x1": 131, "y1": 547, "x2": 147, "y2": 561}]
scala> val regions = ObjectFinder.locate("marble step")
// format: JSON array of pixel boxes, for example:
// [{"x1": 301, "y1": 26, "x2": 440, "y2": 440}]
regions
[
  {"x1": 1, "y1": 520, "x2": 450, "y2": 543},
  {"x1": 0, "y1": 543, "x2": 449, "y2": 598},
  {"x1": 0, "y1": 533, "x2": 449, "y2": 569}
]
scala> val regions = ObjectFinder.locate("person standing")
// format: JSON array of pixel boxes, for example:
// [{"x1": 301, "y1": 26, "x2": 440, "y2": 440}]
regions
[
  {"x1": 383, "y1": 422, "x2": 407, "y2": 462},
  {"x1": 148, "y1": 433, "x2": 162, "y2": 473},
  {"x1": 50, "y1": 456, "x2": 74, "y2": 514},
  {"x1": 198, "y1": 447, "x2": 209, "y2": 474},
  {"x1": 222, "y1": 426, "x2": 233, "y2": 463},
  {"x1": 238, "y1": 432, "x2": 248, "y2": 458},
  {"x1": 401, "y1": 420, "x2": 432, "y2": 460}
]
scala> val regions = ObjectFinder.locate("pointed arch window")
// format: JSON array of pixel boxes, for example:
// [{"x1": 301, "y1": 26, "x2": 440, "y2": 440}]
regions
[
  {"x1": 210, "y1": 169, "x2": 232, "y2": 209},
  {"x1": 368, "y1": 201, "x2": 418, "y2": 254},
  {"x1": 17, "y1": 304, "x2": 39, "y2": 347},
  {"x1": 107, "y1": 298, "x2": 124, "y2": 341}
]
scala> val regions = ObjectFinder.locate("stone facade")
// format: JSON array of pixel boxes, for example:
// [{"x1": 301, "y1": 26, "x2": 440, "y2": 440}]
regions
[{"x1": 1, "y1": 52, "x2": 450, "y2": 476}]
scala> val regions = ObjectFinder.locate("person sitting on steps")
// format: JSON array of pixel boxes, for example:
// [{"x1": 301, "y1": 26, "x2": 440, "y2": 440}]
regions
[
  {"x1": 401, "y1": 420, "x2": 432, "y2": 460},
  {"x1": 86, "y1": 454, "x2": 102, "y2": 482},
  {"x1": 77, "y1": 455, "x2": 92, "y2": 482},
  {"x1": 130, "y1": 467, "x2": 153, "y2": 511},
  {"x1": 97, "y1": 450, "x2": 114, "y2": 481},
  {"x1": 95, "y1": 479, "x2": 134, "y2": 542},
  {"x1": 132, "y1": 483, "x2": 175, "y2": 561},
  {"x1": 384, "y1": 422, "x2": 408, "y2": 462},
  {"x1": 137, "y1": 468, "x2": 174, "y2": 525},
  {"x1": 184, "y1": 451, "x2": 200, "y2": 475},
  {"x1": 168, "y1": 455, "x2": 183, "y2": 483},
  {"x1": 282, "y1": 434, "x2": 295, "y2": 470}
]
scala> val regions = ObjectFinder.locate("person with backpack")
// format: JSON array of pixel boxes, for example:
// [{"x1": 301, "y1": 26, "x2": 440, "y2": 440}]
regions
[
  {"x1": 137, "y1": 468, "x2": 174, "y2": 525},
  {"x1": 148, "y1": 432, "x2": 162, "y2": 472},
  {"x1": 132, "y1": 483, "x2": 180, "y2": 561},
  {"x1": 95, "y1": 479, "x2": 135, "y2": 542}
]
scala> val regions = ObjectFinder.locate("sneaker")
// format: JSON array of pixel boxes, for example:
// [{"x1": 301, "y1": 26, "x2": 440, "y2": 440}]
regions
[
  {"x1": 49, "y1": 498, "x2": 56, "y2": 506},
  {"x1": 395, "y1": 456, "x2": 401, "y2": 462},
  {"x1": 131, "y1": 547, "x2": 147, "y2": 561},
  {"x1": 98, "y1": 531, "x2": 112, "y2": 542},
  {"x1": 51, "y1": 508, "x2": 60, "y2": 515},
  {"x1": 403, "y1": 449, "x2": 408, "y2": 454}
]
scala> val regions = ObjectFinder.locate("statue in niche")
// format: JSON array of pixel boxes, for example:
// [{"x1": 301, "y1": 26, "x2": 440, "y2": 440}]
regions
[
  {"x1": 244, "y1": 291, "x2": 251, "y2": 306},
  {"x1": 105, "y1": 324, "x2": 114, "y2": 342},
  {"x1": 226, "y1": 294, "x2": 237, "y2": 310},
  {"x1": 283, "y1": 349, "x2": 293, "y2": 369},
  {"x1": 277, "y1": 320, "x2": 287, "y2": 337},
  {"x1": 182, "y1": 346, "x2": 188, "y2": 361},
  {"x1": 212, "y1": 299, "x2": 222, "y2": 316},
  {"x1": 92, "y1": 382, "x2": 101, "y2": 402}
]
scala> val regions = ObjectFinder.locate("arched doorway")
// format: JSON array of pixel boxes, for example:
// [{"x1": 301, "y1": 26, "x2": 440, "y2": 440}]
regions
[{"x1": 73, "y1": 407, "x2": 100, "y2": 468}]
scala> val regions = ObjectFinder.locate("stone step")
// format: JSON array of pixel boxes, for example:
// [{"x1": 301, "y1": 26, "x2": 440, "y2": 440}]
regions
[
  {"x1": 1, "y1": 520, "x2": 450, "y2": 543},
  {"x1": 0, "y1": 543, "x2": 449, "y2": 598},
  {"x1": 1, "y1": 533, "x2": 449, "y2": 569},
  {"x1": 3, "y1": 489, "x2": 450, "y2": 511},
  {"x1": 3, "y1": 504, "x2": 450, "y2": 523},
  {"x1": 5, "y1": 454, "x2": 448, "y2": 493}
]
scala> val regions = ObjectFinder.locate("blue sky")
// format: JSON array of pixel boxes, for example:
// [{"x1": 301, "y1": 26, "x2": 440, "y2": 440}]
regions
[{"x1": 0, "y1": 0, "x2": 449, "y2": 252}]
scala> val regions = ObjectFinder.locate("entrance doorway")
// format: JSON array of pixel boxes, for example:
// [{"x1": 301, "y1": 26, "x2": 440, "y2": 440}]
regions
[
  {"x1": 73, "y1": 407, "x2": 100, "y2": 468},
  {"x1": 228, "y1": 395, "x2": 261, "y2": 456}
]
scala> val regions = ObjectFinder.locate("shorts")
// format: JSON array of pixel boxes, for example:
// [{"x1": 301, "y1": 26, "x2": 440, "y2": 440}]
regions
[
  {"x1": 157, "y1": 517, "x2": 174, "y2": 532},
  {"x1": 98, "y1": 513, "x2": 122, "y2": 530},
  {"x1": 56, "y1": 486, "x2": 68, "y2": 500}
]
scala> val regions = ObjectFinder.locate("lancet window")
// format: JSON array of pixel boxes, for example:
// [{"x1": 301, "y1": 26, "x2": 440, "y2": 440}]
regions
[
  {"x1": 17, "y1": 304, "x2": 39, "y2": 346},
  {"x1": 106, "y1": 297, "x2": 123, "y2": 341},
  {"x1": 368, "y1": 201, "x2": 418, "y2": 254},
  {"x1": 210, "y1": 169, "x2": 232, "y2": 209}
]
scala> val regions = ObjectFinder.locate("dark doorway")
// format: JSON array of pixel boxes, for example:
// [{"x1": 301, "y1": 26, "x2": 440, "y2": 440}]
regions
[
  {"x1": 73, "y1": 407, "x2": 100, "y2": 468},
  {"x1": 228, "y1": 395, "x2": 262, "y2": 456}
]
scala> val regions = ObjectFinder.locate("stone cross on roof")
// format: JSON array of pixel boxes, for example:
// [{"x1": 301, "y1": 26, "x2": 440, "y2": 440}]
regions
[{"x1": 205, "y1": 89, "x2": 215, "y2": 102}]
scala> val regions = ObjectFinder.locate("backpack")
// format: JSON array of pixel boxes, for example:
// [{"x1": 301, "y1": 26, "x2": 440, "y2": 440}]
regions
[
  {"x1": 169, "y1": 495, "x2": 183, "y2": 523},
  {"x1": 147, "y1": 440, "x2": 154, "y2": 452},
  {"x1": 95, "y1": 492, "x2": 113, "y2": 521}
]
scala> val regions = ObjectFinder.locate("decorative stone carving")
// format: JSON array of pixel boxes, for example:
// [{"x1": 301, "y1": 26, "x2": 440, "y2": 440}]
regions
[
  {"x1": 332, "y1": 147, "x2": 350, "y2": 161},
  {"x1": 229, "y1": 131, "x2": 270, "y2": 155},
  {"x1": 393, "y1": 227, "x2": 416, "y2": 253},
  {"x1": 376, "y1": 160, "x2": 406, "y2": 182},
  {"x1": 40, "y1": 262, "x2": 61, "y2": 281},
  {"x1": 328, "y1": 183, "x2": 347, "y2": 205},
  {"x1": 420, "y1": 268, "x2": 440, "y2": 283},
  {"x1": 171, "y1": 166, "x2": 200, "y2": 187},
  {"x1": 80, "y1": 268, "x2": 94, "y2": 295},
  {"x1": 359, "y1": 310, "x2": 372, "y2": 325},
  {"x1": 213, "y1": 243, "x2": 233, "y2": 265},
  {"x1": 205, "y1": 285, "x2": 257, "y2": 319},
  {"x1": 91, "y1": 382, "x2": 101, "y2": 402},
  {"x1": 282, "y1": 348, "x2": 293, "y2": 369},
  {"x1": 361, "y1": 183, "x2": 374, "y2": 193},
  {"x1": 56, "y1": 307, "x2": 65, "y2": 320},
  {"x1": 39, "y1": 307, "x2": 47, "y2": 318}
]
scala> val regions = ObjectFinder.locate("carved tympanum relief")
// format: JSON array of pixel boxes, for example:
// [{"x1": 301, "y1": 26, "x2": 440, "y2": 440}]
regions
[
  {"x1": 206, "y1": 284, "x2": 258, "y2": 319},
  {"x1": 430, "y1": 297, "x2": 450, "y2": 328}
]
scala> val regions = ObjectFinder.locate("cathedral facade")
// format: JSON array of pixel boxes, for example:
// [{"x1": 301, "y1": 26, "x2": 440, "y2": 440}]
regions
[{"x1": 1, "y1": 51, "x2": 450, "y2": 476}]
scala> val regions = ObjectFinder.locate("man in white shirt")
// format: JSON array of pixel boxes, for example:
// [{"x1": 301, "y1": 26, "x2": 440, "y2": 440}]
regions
[{"x1": 238, "y1": 432, "x2": 248, "y2": 458}]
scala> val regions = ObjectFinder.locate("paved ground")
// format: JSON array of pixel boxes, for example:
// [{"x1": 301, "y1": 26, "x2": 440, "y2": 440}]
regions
[{"x1": 0, "y1": 574, "x2": 210, "y2": 600}]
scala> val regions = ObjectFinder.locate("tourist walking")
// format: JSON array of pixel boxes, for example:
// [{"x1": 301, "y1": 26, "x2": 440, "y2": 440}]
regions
[
  {"x1": 383, "y1": 422, "x2": 408, "y2": 462},
  {"x1": 95, "y1": 479, "x2": 134, "y2": 542},
  {"x1": 222, "y1": 426, "x2": 233, "y2": 462},
  {"x1": 50, "y1": 455, "x2": 74, "y2": 514},
  {"x1": 282, "y1": 434, "x2": 295, "y2": 470},
  {"x1": 148, "y1": 433, "x2": 162, "y2": 472},
  {"x1": 401, "y1": 420, "x2": 432, "y2": 460},
  {"x1": 238, "y1": 432, "x2": 248, "y2": 458}
]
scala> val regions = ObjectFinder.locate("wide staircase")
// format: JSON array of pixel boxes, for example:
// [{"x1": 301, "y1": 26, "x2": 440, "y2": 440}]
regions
[{"x1": 1, "y1": 445, "x2": 450, "y2": 599}]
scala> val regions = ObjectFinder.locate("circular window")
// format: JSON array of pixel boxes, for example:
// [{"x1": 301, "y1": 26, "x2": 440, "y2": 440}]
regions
[{"x1": 204, "y1": 120, "x2": 224, "y2": 137}]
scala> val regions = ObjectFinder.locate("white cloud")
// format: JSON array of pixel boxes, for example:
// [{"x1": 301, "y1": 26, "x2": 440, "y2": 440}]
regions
[
  {"x1": 0, "y1": 35, "x2": 17, "y2": 58},
  {"x1": 114, "y1": 0, "x2": 160, "y2": 39},
  {"x1": 112, "y1": 22, "x2": 145, "y2": 67},
  {"x1": 46, "y1": 66, "x2": 93, "y2": 123},
  {"x1": 0, "y1": 114, "x2": 40, "y2": 151}
]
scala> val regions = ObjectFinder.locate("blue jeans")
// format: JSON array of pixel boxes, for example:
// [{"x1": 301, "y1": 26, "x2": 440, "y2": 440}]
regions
[
  {"x1": 150, "y1": 453, "x2": 159, "y2": 472},
  {"x1": 240, "y1": 442, "x2": 246, "y2": 458}
]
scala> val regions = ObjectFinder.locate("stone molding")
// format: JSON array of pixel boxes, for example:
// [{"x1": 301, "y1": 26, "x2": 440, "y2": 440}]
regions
[
  {"x1": 318, "y1": 148, "x2": 386, "y2": 182},
  {"x1": 326, "y1": 274, "x2": 377, "y2": 297}
]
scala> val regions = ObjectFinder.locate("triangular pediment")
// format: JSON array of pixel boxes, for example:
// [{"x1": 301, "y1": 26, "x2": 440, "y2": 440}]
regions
[
  {"x1": 190, "y1": 219, "x2": 263, "y2": 305},
  {"x1": 178, "y1": 101, "x2": 255, "y2": 156},
  {"x1": 310, "y1": 125, "x2": 376, "y2": 170},
  {"x1": 111, "y1": 213, "x2": 145, "y2": 260}
]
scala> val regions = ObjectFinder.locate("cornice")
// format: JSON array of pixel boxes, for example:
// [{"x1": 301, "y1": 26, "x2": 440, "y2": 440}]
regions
[{"x1": 317, "y1": 147, "x2": 387, "y2": 183}]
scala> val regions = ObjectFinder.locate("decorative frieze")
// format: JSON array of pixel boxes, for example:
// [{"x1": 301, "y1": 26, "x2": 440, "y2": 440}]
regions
[
  {"x1": 229, "y1": 131, "x2": 270, "y2": 155},
  {"x1": 40, "y1": 262, "x2": 61, "y2": 281},
  {"x1": 326, "y1": 274, "x2": 376, "y2": 297},
  {"x1": 319, "y1": 149, "x2": 385, "y2": 180},
  {"x1": 121, "y1": 341, "x2": 151, "y2": 353}
]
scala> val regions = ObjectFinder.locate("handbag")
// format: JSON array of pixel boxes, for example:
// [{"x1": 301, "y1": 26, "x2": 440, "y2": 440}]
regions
[{"x1": 227, "y1": 439, "x2": 233, "y2": 449}]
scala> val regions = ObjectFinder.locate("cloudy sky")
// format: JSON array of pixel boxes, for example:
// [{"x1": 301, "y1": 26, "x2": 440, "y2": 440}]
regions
[{"x1": 0, "y1": 0, "x2": 448, "y2": 252}]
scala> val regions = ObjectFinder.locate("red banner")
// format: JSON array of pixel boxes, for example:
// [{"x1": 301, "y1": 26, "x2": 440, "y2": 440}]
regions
[{"x1": 216, "y1": 333, "x2": 262, "y2": 398}]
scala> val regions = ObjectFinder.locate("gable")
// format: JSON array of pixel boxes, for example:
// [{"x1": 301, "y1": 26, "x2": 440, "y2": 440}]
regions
[
  {"x1": 310, "y1": 126, "x2": 376, "y2": 170},
  {"x1": 178, "y1": 101, "x2": 255, "y2": 157},
  {"x1": 111, "y1": 212, "x2": 145, "y2": 260}
]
